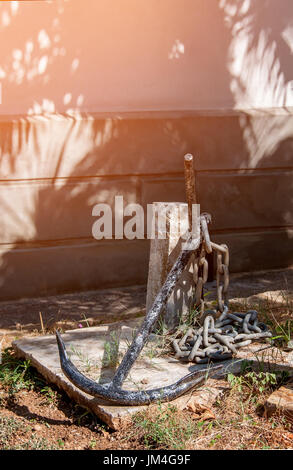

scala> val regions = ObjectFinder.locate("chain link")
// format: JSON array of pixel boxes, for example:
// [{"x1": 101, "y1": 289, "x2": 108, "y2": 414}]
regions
[{"x1": 172, "y1": 214, "x2": 272, "y2": 363}]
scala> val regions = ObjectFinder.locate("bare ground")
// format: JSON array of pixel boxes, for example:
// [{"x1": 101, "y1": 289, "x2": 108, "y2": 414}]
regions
[{"x1": 0, "y1": 368, "x2": 292, "y2": 450}]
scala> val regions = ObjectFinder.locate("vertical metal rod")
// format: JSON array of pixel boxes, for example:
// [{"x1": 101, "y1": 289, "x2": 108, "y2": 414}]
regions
[{"x1": 184, "y1": 154, "x2": 197, "y2": 232}]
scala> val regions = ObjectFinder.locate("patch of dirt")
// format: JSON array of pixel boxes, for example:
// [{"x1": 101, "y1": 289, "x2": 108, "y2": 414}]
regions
[{"x1": 0, "y1": 385, "x2": 138, "y2": 450}]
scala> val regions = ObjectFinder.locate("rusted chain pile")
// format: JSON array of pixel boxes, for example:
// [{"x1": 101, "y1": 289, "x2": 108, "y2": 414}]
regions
[
  {"x1": 172, "y1": 214, "x2": 272, "y2": 363},
  {"x1": 172, "y1": 307, "x2": 272, "y2": 363}
]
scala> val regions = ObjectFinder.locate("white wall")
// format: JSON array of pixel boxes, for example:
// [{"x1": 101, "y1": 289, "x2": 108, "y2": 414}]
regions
[{"x1": 0, "y1": 0, "x2": 292, "y2": 115}]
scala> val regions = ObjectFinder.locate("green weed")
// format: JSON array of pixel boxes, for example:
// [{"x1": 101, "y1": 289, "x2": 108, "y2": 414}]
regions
[
  {"x1": 227, "y1": 369, "x2": 278, "y2": 395},
  {"x1": 0, "y1": 348, "x2": 44, "y2": 394},
  {"x1": 102, "y1": 332, "x2": 120, "y2": 368},
  {"x1": 270, "y1": 319, "x2": 293, "y2": 349}
]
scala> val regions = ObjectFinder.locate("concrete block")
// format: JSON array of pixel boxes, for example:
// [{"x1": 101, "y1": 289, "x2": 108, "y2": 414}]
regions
[
  {"x1": 146, "y1": 202, "x2": 199, "y2": 329},
  {"x1": 226, "y1": 344, "x2": 293, "y2": 376}
]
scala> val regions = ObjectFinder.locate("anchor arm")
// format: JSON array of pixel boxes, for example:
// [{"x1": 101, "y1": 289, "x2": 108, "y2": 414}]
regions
[{"x1": 56, "y1": 330, "x2": 221, "y2": 405}]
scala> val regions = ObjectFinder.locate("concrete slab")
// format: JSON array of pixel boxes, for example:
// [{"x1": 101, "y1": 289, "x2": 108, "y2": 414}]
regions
[
  {"x1": 12, "y1": 318, "x2": 293, "y2": 429},
  {"x1": 11, "y1": 319, "x2": 230, "y2": 429}
]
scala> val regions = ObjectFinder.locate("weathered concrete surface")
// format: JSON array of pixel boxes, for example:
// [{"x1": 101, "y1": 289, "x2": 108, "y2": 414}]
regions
[
  {"x1": 12, "y1": 317, "x2": 293, "y2": 429},
  {"x1": 146, "y1": 202, "x2": 199, "y2": 328},
  {"x1": 12, "y1": 319, "x2": 229, "y2": 429},
  {"x1": 264, "y1": 378, "x2": 293, "y2": 421}
]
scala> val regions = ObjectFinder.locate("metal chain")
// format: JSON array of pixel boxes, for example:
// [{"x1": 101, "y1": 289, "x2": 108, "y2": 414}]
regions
[
  {"x1": 172, "y1": 214, "x2": 272, "y2": 363},
  {"x1": 214, "y1": 242, "x2": 229, "y2": 313}
]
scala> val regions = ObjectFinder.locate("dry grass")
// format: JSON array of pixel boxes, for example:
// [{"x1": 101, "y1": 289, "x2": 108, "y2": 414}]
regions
[
  {"x1": 128, "y1": 364, "x2": 293, "y2": 450},
  {"x1": 186, "y1": 380, "x2": 292, "y2": 450}
]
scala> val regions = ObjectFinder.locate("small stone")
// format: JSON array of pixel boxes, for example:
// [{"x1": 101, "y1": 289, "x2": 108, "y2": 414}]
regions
[
  {"x1": 32, "y1": 424, "x2": 42, "y2": 432},
  {"x1": 264, "y1": 379, "x2": 293, "y2": 419}
]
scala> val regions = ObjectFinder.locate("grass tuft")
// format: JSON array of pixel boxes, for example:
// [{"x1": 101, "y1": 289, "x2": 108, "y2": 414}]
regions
[{"x1": 132, "y1": 403, "x2": 195, "y2": 450}]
